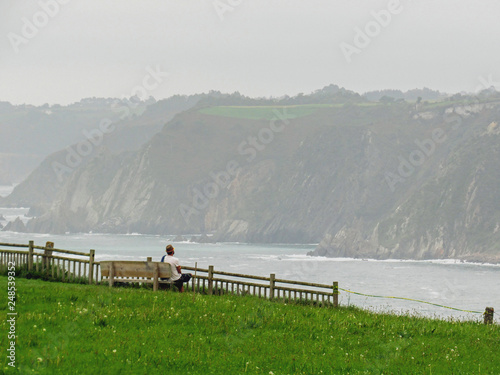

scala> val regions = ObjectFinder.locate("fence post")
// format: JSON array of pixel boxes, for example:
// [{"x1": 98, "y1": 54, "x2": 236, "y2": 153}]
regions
[
  {"x1": 270, "y1": 273, "x2": 275, "y2": 300},
  {"x1": 333, "y1": 282, "x2": 339, "y2": 308},
  {"x1": 109, "y1": 262, "x2": 115, "y2": 288},
  {"x1": 44, "y1": 241, "x2": 54, "y2": 275},
  {"x1": 484, "y1": 307, "x2": 494, "y2": 325},
  {"x1": 208, "y1": 265, "x2": 214, "y2": 295},
  {"x1": 28, "y1": 241, "x2": 34, "y2": 271},
  {"x1": 153, "y1": 263, "x2": 159, "y2": 292},
  {"x1": 88, "y1": 249, "x2": 95, "y2": 285}
]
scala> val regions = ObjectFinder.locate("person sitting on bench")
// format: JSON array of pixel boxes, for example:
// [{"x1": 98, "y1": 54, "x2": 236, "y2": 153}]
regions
[{"x1": 161, "y1": 245, "x2": 192, "y2": 292}]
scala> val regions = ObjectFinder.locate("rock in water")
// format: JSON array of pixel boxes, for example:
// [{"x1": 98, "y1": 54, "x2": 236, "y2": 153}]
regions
[{"x1": 2, "y1": 217, "x2": 27, "y2": 233}]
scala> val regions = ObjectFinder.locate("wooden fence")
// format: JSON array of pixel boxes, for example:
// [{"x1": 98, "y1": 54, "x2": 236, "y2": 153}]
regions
[
  {"x1": 0, "y1": 241, "x2": 100, "y2": 284},
  {"x1": 0, "y1": 241, "x2": 339, "y2": 306},
  {"x1": 183, "y1": 265, "x2": 339, "y2": 306}
]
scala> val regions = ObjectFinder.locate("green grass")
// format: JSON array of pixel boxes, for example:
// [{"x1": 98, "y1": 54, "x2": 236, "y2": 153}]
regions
[
  {"x1": 421, "y1": 98, "x2": 500, "y2": 110},
  {"x1": 1, "y1": 277, "x2": 499, "y2": 374},
  {"x1": 198, "y1": 104, "x2": 341, "y2": 120},
  {"x1": 198, "y1": 103, "x2": 386, "y2": 120}
]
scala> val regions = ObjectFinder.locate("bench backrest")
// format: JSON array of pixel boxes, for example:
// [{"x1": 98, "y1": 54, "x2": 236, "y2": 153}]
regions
[{"x1": 100, "y1": 261, "x2": 172, "y2": 278}]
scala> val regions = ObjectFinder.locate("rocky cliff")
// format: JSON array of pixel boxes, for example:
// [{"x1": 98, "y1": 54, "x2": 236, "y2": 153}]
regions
[
  {"x1": 8, "y1": 91, "x2": 500, "y2": 262},
  {"x1": 310, "y1": 104, "x2": 500, "y2": 262}
]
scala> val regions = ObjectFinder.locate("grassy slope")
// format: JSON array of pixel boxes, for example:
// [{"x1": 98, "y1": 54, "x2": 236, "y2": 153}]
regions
[
  {"x1": 198, "y1": 103, "x2": 381, "y2": 120},
  {"x1": 199, "y1": 105, "x2": 320, "y2": 120},
  {"x1": 1, "y1": 278, "x2": 499, "y2": 375}
]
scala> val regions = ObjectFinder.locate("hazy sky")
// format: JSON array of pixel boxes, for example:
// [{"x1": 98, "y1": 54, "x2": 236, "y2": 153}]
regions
[{"x1": 1, "y1": 0, "x2": 500, "y2": 105}]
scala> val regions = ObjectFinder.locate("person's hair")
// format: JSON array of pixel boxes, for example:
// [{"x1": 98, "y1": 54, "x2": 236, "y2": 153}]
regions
[{"x1": 166, "y1": 244, "x2": 174, "y2": 254}]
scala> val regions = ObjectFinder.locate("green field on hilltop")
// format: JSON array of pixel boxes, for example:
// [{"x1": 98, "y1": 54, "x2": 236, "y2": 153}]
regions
[
  {"x1": 198, "y1": 104, "x2": 336, "y2": 120},
  {"x1": 198, "y1": 102, "x2": 384, "y2": 120},
  {"x1": 1, "y1": 276, "x2": 499, "y2": 374}
]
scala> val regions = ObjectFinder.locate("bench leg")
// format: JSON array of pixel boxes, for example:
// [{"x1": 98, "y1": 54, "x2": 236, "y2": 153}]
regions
[
  {"x1": 109, "y1": 264, "x2": 114, "y2": 288},
  {"x1": 153, "y1": 265, "x2": 159, "y2": 291}
]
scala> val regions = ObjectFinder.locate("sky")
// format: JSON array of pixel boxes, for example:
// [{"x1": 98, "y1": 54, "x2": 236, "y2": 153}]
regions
[{"x1": 1, "y1": 0, "x2": 500, "y2": 105}]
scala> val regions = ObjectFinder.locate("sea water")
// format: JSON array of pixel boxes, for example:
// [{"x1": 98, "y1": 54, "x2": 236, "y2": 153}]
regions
[
  {"x1": 0, "y1": 184, "x2": 17, "y2": 198},
  {"x1": 0, "y1": 186, "x2": 498, "y2": 323}
]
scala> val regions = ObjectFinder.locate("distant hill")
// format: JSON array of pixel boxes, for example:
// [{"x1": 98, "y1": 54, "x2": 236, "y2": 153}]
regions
[
  {"x1": 0, "y1": 98, "x2": 122, "y2": 183},
  {"x1": 5, "y1": 86, "x2": 500, "y2": 262},
  {"x1": 2, "y1": 94, "x2": 202, "y2": 208},
  {"x1": 0, "y1": 95, "x2": 200, "y2": 184},
  {"x1": 363, "y1": 88, "x2": 444, "y2": 102}
]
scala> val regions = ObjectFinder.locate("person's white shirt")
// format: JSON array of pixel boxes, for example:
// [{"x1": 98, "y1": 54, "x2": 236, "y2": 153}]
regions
[{"x1": 162, "y1": 255, "x2": 181, "y2": 281}]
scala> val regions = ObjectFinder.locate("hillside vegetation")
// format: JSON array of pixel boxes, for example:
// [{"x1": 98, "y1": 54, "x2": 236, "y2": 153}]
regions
[{"x1": 1, "y1": 277, "x2": 499, "y2": 374}]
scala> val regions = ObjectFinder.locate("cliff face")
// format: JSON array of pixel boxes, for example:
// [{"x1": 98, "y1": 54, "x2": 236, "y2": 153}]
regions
[
  {"x1": 14, "y1": 97, "x2": 500, "y2": 262},
  {"x1": 371, "y1": 119, "x2": 500, "y2": 262},
  {"x1": 310, "y1": 106, "x2": 500, "y2": 262}
]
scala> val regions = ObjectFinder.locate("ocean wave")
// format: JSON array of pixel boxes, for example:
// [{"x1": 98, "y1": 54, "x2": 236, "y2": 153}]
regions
[
  {"x1": 294, "y1": 254, "x2": 500, "y2": 267},
  {"x1": 95, "y1": 254, "x2": 146, "y2": 261}
]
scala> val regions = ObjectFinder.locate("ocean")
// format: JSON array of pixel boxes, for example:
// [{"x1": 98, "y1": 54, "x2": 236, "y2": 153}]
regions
[{"x1": 0, "y1": 185, "x2": 498, "y2": 323}]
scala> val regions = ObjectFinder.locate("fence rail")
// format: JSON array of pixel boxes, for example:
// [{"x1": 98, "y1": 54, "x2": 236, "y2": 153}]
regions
[
  {"x1": 0, "y1": 243, "x2": 29, "y2": 248},
  {"x1": 32, "y1": 245, "x2": 91, "y2": 257},
  {"x1": 183, "y1": 265, "x2": 339, "y2": 306},
  {"x1": 0, "y1": 241, "x2": 100, "y2": 284}
]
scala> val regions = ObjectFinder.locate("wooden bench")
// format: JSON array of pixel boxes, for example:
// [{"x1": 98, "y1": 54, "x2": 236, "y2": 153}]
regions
[{"x1": 100, "y1": 261, "x2": 174, "y2": 291}]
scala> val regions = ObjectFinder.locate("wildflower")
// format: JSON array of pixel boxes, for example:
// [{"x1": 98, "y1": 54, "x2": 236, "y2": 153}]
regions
[
  {"x1": 37, "y1": 358, "x2": 43, "y2": 362},
  {"x1": 33, "y1": 325, "x2": 37, "y2": 328},
  {"x1": 113, "y1": 350, "x2": 117, "y2": 353}
]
